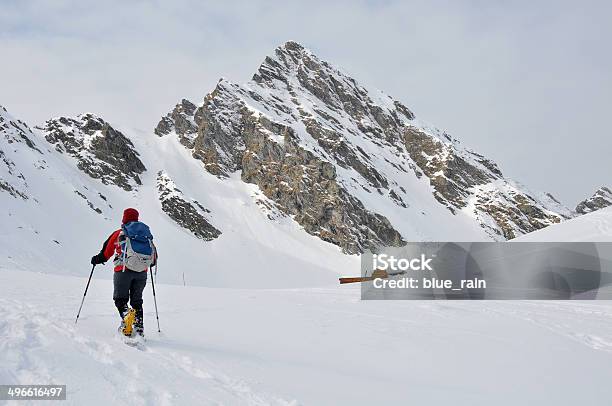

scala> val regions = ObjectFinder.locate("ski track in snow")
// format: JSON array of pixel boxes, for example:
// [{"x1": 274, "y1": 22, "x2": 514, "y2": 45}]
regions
[
  {"x1": 0, "y1": 291, "x2": 296, "y2": 406},
  {"x1": 485, "y1": 301, "x2": 612, "y2": 353}
]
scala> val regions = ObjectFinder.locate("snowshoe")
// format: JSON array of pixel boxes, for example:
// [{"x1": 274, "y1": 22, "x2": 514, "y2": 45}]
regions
[
  {"x1": 120, "y1": 308, "x2": 136, "y2": 337},
  {"x1": 121, "y1": 332, "x2": 146, "y2": 350}
]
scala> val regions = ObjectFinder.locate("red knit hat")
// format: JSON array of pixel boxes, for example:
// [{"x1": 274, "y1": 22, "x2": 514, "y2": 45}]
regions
[{"x1": 122, "y1": 208, "x2": 139, "y2": 224}]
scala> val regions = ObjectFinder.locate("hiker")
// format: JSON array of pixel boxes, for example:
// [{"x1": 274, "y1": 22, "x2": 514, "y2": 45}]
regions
[{"x1": 90, "y1": 208, "x2": 157, "y2": 337}]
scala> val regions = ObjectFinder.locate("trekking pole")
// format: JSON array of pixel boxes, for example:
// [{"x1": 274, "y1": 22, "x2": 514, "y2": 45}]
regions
[
  {"x1": 150, "y1": 264, "x2": 161, "y2": 332},
  {"x1": 75, "y1": 264, "x2": 95, "y2": 325}
]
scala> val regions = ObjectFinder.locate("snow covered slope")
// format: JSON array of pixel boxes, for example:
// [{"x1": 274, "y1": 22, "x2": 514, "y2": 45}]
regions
[
  {"x1": 2, "y1": 198, "x2": 610, "y2": 404},
  {"x1": 3, "y1": 269, "x2": 612, "y2": 405},
  {"x1": 516, "y1": 206, "x2": 612, "y2": 242}
]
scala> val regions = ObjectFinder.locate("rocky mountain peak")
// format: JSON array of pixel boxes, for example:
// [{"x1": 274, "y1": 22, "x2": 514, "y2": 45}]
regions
[
  {"x1": 576, "y1": 186, "x2": 612, "y2": 214},
  {"x1": 252, "y1": 40, "x2": 310, "y2": 84},
  {"x1": 40, "y1": 114, "x2": 146, "y2": 191},
  {"x1": 154, "y1": 42, "x2": 573, "y2": 252},
  {"x1": 281, "y1": 40, "x2": 306, "y2": 53},
  {"x1": 252, "y1": 41, "x2": 415, "y2": 131}
]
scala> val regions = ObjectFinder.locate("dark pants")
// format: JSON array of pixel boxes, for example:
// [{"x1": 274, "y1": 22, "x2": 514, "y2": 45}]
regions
[{"x1": 113, "y1": 270, "x2": 147, "y2": 318}]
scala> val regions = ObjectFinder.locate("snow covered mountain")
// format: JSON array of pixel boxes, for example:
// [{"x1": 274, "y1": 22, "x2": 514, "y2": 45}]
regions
[
  {"x1": 576, "y1": 186, "x2": 612, "y2": 214},
  {"x1": 157, "y1": 41, "x2": 571, "y2": 253},
  {"x1": 1, "y1": 41, "x2": 580, "y2": 287}
]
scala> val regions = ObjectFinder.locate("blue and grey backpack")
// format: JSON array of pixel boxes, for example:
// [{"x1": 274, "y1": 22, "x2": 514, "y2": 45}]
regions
[{"x1": 119, "y1": 221, "x2": 155, "y2": 272}]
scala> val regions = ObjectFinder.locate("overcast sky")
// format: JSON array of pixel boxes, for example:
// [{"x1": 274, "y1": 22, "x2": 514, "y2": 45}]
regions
[{"x1": 1, "y1": 0, "x2": 610, "y2": 205}]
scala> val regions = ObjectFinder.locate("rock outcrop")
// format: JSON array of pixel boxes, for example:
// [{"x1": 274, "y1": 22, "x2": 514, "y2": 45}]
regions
[
  {"x1": 0, "y1": 105, "x2": 38, "y2": 200},
  {"x1": 157, "y1": 171, "x2": 221, "y2": 241},
  {"x1": 403, "y1": 126, "x2": 570, "y2": 238},
  {"x1": 154, "y1": 99, "x2": 199, "y2": 148},
  {"x1": 40, "y1": 114, "x2": 146, "y2": 191}
]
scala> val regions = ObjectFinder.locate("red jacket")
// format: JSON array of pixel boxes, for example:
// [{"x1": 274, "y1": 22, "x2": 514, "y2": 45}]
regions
[{"x1": 100, "y1": 229, "x2": 157, "y2": 272}]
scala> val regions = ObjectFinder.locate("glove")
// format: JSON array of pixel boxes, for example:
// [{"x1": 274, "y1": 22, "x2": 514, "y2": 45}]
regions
[{"x1": 91, "y1": 253, "x2": 106, "y2": 265}]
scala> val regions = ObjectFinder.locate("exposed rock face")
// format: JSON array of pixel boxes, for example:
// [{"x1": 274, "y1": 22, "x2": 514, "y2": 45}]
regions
[
  {"x1": 190, "y1": 79, "x2": 404, "y2": 254},
  {"x1": 402, "y1": 126, "x2": 569, "y2": 238},
  {"x1": 403, "y1": 127, "x2": 501, "y2": 210},
  {"x1": 0, "y1": 105, "x2": 37, "y2": 199},
  {"x1": 191, "y1": 82, "x2": 246, "y2": 176},
  {"x1": 467, "y1": 181, "x2": 570, "y2": 239},
  {"x1": 238, "y1": 122, "x2": 403, "y2": 254},
  {"x1": 157, "y1": 171, "x2": 221, "y2": 241},
  {"x1": 156, "y1": 41, "x2": 573, "y2": 250},
  {"x1": 0, "y1": 179, "x2": 28, "y2": 200},
  {"x1": 40, "y1": 114, "x2": 146, "y2": 191},
  {"x1": 155, "y1": 99, "x2": 199, "y2": 148},
  {"x1": 576, "y1": 187, "x2": 612, "y2": 214}
]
